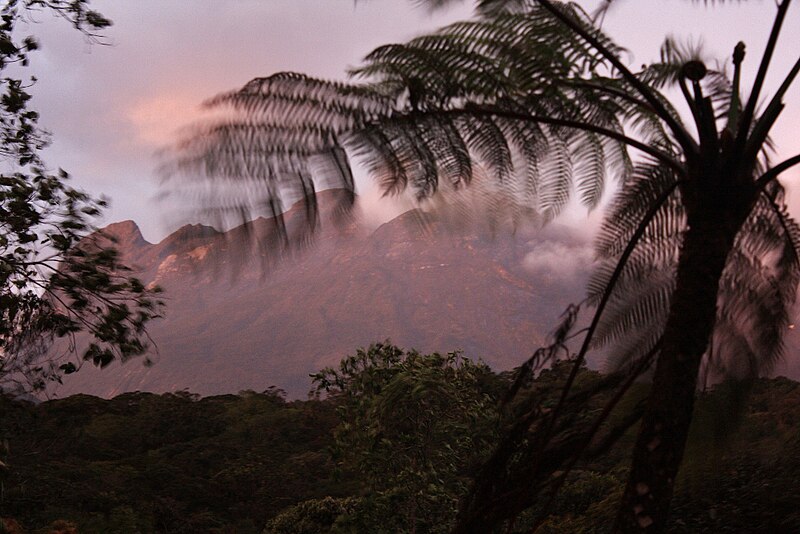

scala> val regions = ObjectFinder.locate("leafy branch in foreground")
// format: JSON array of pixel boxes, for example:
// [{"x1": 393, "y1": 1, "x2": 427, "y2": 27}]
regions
[{"x1": 0, "y1": 1, "x2": 162, "y2": 395}]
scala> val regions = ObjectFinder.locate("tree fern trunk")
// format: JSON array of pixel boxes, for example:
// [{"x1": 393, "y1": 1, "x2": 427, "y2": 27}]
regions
[{"x1": 613, "y1": 212, "x2": 739, "y2": 532}]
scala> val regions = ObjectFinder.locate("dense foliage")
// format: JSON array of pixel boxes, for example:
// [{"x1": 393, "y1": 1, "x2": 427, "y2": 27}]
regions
[
  {"x1": 0, "y1": 388, "x2": 346, "y2": 533},
  {"x1": 309, "y1": 344, "x2": 502, "y2": 533},
  {"x1": 1, "y1": 345, "x2": 799, "y2": 533}
]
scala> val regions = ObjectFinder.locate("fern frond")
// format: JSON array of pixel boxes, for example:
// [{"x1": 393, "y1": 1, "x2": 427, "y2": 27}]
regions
[{"x1": 593, "y1": 177, "x2": 800, "y2": 380}]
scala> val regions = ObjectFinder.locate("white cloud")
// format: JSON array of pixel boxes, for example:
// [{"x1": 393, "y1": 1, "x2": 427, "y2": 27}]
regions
[{"x1": 522, "y1": 239, "x2": 595, "y2": 283}]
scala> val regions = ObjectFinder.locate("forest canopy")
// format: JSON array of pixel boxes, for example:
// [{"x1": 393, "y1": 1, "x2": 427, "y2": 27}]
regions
[{"x1": 1, "y1": 346, "x2": 799, "y2": 533}]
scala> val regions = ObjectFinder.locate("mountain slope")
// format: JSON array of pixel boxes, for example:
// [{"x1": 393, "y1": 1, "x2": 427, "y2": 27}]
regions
[
  {"x1": 54, "y1": 192, "x2": 589, "y2": 398},
  {"x1": 53, "y1": 190, "x2": 800, "y2": 398}
]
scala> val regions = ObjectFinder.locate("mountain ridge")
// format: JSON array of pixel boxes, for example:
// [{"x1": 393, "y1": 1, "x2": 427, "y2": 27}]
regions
[{"x1": 53, "y1": 192, "x2": 800, "y2": 398}]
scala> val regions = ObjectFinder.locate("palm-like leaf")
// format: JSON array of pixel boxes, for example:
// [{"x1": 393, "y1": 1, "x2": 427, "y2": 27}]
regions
[
  {"x1": 166, "y1": 3, "x2": 657, "y2": 236},
  {"x1": 591, "y1": 171, "x2": 800, "y2": 380}
]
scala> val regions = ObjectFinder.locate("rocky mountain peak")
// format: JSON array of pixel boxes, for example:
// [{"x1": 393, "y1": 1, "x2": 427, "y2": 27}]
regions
[{"x1": 99, "y1": 220, "x2": 149, "y2": 249}]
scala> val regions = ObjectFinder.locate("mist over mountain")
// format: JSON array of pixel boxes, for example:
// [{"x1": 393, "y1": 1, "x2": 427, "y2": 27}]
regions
[{"x1": 52, "y1": 190, "x2": 800, "y2": 398}]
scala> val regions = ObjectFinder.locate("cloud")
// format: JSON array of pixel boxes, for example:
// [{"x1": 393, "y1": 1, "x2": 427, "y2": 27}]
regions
[{"x1": 522, "y1": 236, "x2": 595, "y2": 284}]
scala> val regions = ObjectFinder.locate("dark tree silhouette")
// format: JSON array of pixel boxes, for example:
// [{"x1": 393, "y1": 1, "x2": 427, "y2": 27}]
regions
[{"x1": 166, "y1": 1, "x2": 800, "y2": 531}]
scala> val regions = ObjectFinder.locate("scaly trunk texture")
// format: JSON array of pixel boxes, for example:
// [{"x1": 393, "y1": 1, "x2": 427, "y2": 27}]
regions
[{"x1": 613, "y1": 208, "x2": 741, "y2": 532}]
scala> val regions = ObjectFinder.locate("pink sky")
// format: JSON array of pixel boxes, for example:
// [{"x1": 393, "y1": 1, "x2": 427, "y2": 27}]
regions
[{"x1": 17, "y1": 0, "x2": 800, "y2": 241}]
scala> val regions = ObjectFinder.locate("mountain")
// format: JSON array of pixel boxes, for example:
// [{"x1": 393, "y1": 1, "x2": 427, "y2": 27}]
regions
[
  {"x1": 52, "y1": 190, "x2": 800, "y2": 398},
  {"x1": 51, "y1": 191, "x2": 592, "y2": 398}
]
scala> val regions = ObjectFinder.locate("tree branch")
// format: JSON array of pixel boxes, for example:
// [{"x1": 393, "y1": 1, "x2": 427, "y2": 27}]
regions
[
  {"x1": 760, "y1": 190, "x2": 800, "y2": 266},
  {"x1": 529, "y1": 344, "x2": 657, "y2": 533},
  {"x1": 734, "y1": 0, "x2": 793, "y2": 152},
  {"x1": 535, "y1": 0, "x2": 698, "y2": 156},
  {"x1": 543, "y1": 179, "x2": 682, "y2": 442},
  {"x1": 428, "y1": 106, "x2": 686, "y2": 175},
  {"x1": 756, "y1": 153, "x2": 800, "y2": 189},
  {"x1": 562, "y1": 80, "x2": 656, "y2": 113},
  {"x1": 770, "y1": 55, "x2": 800, "y2": 107},
  {"x1": 744, "y1": 54, "x2": 800, "y2": 165}
]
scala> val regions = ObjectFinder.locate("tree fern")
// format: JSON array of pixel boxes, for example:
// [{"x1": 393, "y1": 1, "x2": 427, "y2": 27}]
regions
[{"x1": 166, "y1": 1, "x2": 800, "y2": 531}]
